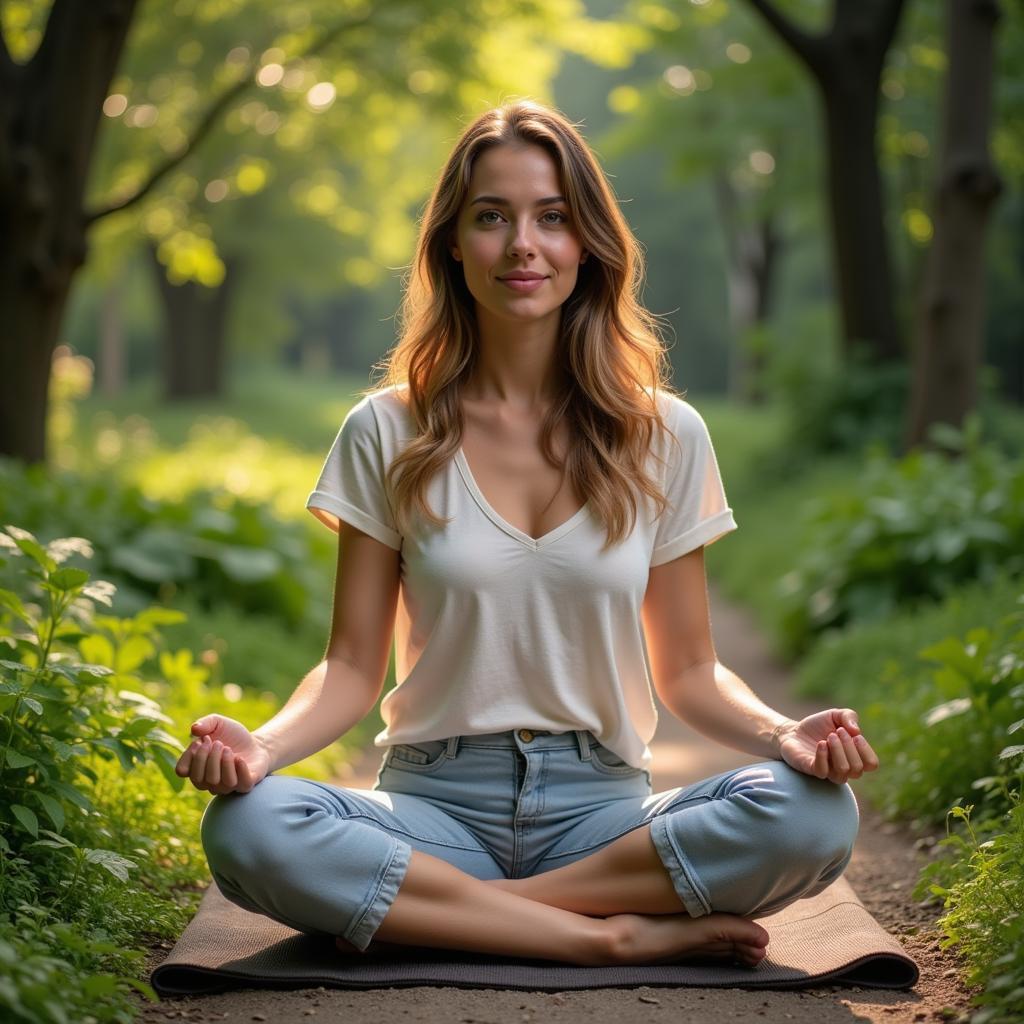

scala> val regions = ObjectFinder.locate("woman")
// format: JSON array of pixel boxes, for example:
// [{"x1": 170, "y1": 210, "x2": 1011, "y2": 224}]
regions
[{"x1": 178, "y1": 99, "x2": 878, "y2": 969}]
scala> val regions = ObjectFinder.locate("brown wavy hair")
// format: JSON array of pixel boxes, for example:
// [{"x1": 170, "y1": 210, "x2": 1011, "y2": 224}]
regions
[{"x1": 362, "y1": 98, "x2": 684, "y2": 553}]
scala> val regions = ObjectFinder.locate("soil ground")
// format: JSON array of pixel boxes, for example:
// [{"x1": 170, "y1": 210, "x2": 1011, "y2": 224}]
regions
[{"x1": 132, "y1": 580, "x2": 981, "y2": 1023}]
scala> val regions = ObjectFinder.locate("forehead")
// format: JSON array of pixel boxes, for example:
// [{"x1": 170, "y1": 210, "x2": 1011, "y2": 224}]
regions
[{"x1": 465, "y1": 143, "x2": 562, "y2": 199}]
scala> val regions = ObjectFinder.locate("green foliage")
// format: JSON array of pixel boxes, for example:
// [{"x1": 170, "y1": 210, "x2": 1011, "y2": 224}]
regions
[
  {"x1": 797, "y1": 578, "x2": 1024, "y2": 1021},
  {"x1": 913, "y1": 796, "x2": 1024, "y2": 1024},
  {"x1": 770, "y1": 339, "x2": 911, "y2": 467},
  {"x1": 776, "y1": 420, "x2": 1024, "y2": 657},
  {"x1": 0, "y1": 904, "x2": 157, "y2": 1024},
  {"x1": 0, "y1": 522, "x2": 346, "y2": 1021},
  {"x1": 865, "y1": 603, "x2": 1023, "y2": 825},
  {"x1": 0, "y1": 456, "x2": 324, "y2": 628}
]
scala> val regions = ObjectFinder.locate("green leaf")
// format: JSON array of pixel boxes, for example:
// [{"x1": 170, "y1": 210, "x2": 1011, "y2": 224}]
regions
[
  {"x1": 81, "y1": 974, "x2": 122, "y2": 996},
  {"x1": 214, "y1": 544, "x2": 281, "y2": 583},
  {"x1": 0, "y1": 588, "x2": 32, "y2": 624},
  {"x1": 10, "y1": 804, "x2": 39, "y2": 837},
  {"x1": 93, "y1": 736, "x2": 135, "y2": 771},
  {"x1": 0, "y1": 659, "x2": 32, "y2": 675},
  {"x1": 21, "y1": 696, "x2": 43, "y2": 716},
  {"x1": 118, "y1": 717, "x2": 158, "y2": 738},
  {"x1": 115, "y1": 635, "x2": 155, "y2": 673},
  {"x1": 79, "y1": 634, "x2": 115, "y2": 667},
  {"x1": 997, "y1": 744, "x2": 1024, "y2": 760},
  {"x1": 49, "y1": 779, "x2": 95, "y2": 812},
  {"x1": 48, "y1": 567, "x2": 90, "y2": 591},
  {"x1": 36, "y1": 793, "x2": 65, "y2": 832},
  {"x1": 132, "y1": 606, "x2": 188, "y2": 629},
  {"x1": 5, "y1": 749, "x2": 36, "y2": 769},
  {"x1": 3, "y1": 526, "x2": 56, "y2": 571},
  {"x1": 152, "y1": 746, "x2": 186, "y2": 793},
  {"x1": 84, "y1": 848, "x2": 136, "y2": 883},
  {"x1": 34, "y1": 828, "x2": 75, "y2": 848},
  {"x1": 922, "y1": 697, "x2": 972, "y2": 727}
]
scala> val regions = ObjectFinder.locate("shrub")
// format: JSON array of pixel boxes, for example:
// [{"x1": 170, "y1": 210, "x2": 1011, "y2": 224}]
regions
[
  {"x1": 0, "y1": 523, "x2": 344, "y2": 1022},
  {"x1": 860, "y1": 601, "x2": 1024, "y2": 826},
  {"x1": 775, "y1": 418, "x2": 1024, "y2": 657},
  {"x1": 914, "y1": 784, "x2": 1024, "y2": 1024},
  {"x1": 0, "y1": 456, "x2": 328, "y2": 628}
]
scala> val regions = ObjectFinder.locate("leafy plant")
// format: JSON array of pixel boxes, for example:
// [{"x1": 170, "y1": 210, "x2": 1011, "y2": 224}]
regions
[
  {"x1": 847, "y1": 597, "x2": 1024, "y2": 826},
  {"x1": 913, "y1": 783, "x2": 1024, "y2": 1024},
  {"x1": 0, "y1": 455, "x2": 328, "y2": 628},
  {"x1": 0, "y1": 520, "x2": 357, "y2": 1022},
  {"x1": 775, "y1": 419, "x2": 1024, "y2": 656}
]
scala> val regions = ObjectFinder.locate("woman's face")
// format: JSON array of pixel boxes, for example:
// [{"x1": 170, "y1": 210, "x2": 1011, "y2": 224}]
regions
[{"x1": 450, "y1": 142, "x2": 588, "y2": 325}]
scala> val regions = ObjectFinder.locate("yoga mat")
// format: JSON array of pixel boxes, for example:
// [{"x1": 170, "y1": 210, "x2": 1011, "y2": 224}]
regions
[{"x1": 150, "y1": 873, "x2": 919, "y2": 995}]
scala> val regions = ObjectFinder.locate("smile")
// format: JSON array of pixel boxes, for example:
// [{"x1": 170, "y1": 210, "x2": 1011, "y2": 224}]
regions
[{"x1": 499, "y1": 277, "x2": 547, "y2": 293}]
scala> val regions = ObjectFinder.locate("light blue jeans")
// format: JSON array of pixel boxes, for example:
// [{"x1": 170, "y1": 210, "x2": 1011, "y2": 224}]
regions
[{"x1": 200, "y1": 728, "x2": 859, "y2": 952}]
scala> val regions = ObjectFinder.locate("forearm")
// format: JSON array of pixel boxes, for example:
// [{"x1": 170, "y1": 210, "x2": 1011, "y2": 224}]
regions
[
  {"x1": 658, "y1": 659, "x2": 795, "y2": 760},
  {"x1": 252, "y1": 657, "x2": 381, "y2": 773}
]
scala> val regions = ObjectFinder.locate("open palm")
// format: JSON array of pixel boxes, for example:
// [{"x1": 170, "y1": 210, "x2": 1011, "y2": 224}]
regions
[{"x1": 776, "y1": 708, "x2": 880, "y2": 784}]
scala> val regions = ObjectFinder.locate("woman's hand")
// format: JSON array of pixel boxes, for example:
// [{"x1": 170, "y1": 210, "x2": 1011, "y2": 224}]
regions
[
  {"x1": 175, "y1": 714, "x2": 271, "y2": 795},
  {"x1": 775, "y1": 708, "x2": 880, "y2": 784}
]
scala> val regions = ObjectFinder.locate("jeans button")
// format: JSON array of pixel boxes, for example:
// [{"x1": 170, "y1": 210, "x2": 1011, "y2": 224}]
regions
[{"x1": 518, "y1": 729, "x2": 534, "y2": 742}]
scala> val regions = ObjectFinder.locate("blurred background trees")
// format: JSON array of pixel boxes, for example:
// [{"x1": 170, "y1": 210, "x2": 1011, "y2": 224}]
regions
[{"x1": 2, "y1": 0, "x2": 1021, "y2": 467}]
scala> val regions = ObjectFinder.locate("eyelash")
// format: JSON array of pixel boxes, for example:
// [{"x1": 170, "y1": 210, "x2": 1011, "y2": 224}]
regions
[{"x1": 476, "y1": 210, "x2": 568, "y2": 225}]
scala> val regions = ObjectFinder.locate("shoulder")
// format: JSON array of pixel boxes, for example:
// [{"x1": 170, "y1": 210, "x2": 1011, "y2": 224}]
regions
[
  {"x1": 336, "y1": 385, "x2": 415, "y2": 465},
  {"x1": 650, "y1": 388, "x2": 712, "y2": 448},
  {"x1": 342, "y1": 384, "x2": 410, "y2": 432}
]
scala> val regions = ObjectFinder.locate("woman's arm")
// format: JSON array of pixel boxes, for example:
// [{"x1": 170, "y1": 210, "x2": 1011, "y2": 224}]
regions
[
  {"x1": 253, "y1": 657, "x2": 383, "y2": 773},
  {"x1": 641, "y1": 546, "x2": 879, "y2": 782},
  {"x1": 655, "y1": 658, "x2": 793, "y2": 760}
]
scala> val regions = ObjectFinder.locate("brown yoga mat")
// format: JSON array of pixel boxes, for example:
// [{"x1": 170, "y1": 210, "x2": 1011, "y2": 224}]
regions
[{"x1": 150, "y1": 873, "x2": 919, "y2": 995}]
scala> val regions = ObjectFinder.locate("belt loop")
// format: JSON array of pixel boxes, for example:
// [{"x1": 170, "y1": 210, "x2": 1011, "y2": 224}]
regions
[
  {"x1": 446, "y1": 736, "x2": 460, "y2": 758},
  {"x1": 575, "y1": 729, "x2": 591, "y2": 761}
]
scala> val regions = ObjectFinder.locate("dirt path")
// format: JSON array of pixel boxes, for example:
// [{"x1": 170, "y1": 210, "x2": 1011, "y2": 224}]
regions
[{"x1": 135, "y1": 581, "x2": 979, "y2": 1023}]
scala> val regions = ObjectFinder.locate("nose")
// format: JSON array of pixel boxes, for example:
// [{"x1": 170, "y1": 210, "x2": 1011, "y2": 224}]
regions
[{"x1": 506, "y1": 217, "x2": 538, "y2": 258}]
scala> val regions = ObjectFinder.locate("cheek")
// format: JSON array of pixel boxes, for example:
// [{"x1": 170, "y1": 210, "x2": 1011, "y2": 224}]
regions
[{"x1": 462, "y1": 234, "x2": 500, "y2": 267}]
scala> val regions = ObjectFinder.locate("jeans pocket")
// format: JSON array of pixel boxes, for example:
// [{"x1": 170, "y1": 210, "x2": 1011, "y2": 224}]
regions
[
  {"x1": 588, "y1": 741, "x2": 644, "y2": 777},
  {"x1": 385, "y1": 740, "x2": 451, "y2": 773}
]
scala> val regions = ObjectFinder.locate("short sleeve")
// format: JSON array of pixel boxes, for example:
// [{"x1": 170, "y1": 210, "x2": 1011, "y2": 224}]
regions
[
  {"x1": 649, "y1": 397, "x2": 737, "y2": 567},
  {"x1": 305, "y1": 395, "x2": 403, "y2": 550}
]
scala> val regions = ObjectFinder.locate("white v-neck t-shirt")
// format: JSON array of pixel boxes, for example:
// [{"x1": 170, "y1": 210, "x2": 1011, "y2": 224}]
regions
[{"x1": 306, "y1": 384, "x2": 737, "y2": 770}]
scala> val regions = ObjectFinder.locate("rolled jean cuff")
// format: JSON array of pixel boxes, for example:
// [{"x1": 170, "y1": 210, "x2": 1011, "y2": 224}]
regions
[
  {"x1": 649, "y1": 815, "x2": 712, "y2": 917},
  {"x1": 344, "y1": 836, "x2": 412, "y2": 951}
]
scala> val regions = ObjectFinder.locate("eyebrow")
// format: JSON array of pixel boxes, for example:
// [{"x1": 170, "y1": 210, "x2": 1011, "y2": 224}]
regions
[{"x1": 469, "y1": 195, "x2": 567, "y2": 206}]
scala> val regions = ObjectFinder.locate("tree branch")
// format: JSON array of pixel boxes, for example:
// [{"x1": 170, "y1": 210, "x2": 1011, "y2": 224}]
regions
[
  {"x1": 877, "y1": 0, "x2": 909, "y2": 54},
  {"x1": 745, "y1": 0, "x2": 815, "y2": 58},
  {"x1": 84, "y1": 9, "x2": 375, "y2": 225}
]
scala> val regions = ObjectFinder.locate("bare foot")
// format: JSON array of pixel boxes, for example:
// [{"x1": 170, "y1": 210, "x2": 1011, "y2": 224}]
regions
[{"x1": 607, "y1": 911, "x2": 770, "y2": 967}]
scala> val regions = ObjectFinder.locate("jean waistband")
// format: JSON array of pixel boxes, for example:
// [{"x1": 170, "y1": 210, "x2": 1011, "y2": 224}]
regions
[{"x1": 431, "y1": 729, "x2": 597, "y2": 761}]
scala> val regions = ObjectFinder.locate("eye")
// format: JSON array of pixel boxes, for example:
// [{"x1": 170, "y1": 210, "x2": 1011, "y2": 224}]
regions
[{"x1": 475, "y1": 210, "x2": 569, "y2": 224}]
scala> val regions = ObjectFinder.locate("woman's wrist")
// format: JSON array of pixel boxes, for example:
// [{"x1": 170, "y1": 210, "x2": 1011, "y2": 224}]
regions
[{"x1": 769, "y1": 719, "x2": 796, "y2": 758}]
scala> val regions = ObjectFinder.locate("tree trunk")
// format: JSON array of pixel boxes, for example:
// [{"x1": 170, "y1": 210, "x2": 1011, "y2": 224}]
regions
[
  {"x1": 147, "y1": 243, "x2": 239, "y2": 400},
  {"x1": 0, "y1": 0, "x2": 138, "y2": 465},
  {"x1": 712, "y1": 171, "x2": 781, "y2": 405},
  {"x1": 904, "y1": 0, "x2": 1003, "y2": 451},
  {"x1": 0, "y1": 236, "x2": 76, "y2": 466},
  {"x1": 745, "y1": 0, "x2": 908, "y2": 365},
  {"x1": 820, "y1": 76, "x2": 901, "y2": 362}
]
